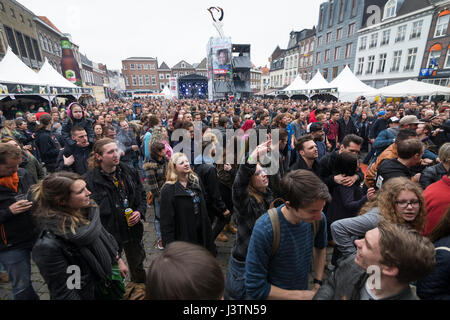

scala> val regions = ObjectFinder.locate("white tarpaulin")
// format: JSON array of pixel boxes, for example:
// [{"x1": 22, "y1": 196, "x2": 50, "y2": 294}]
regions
[
  {"x1": 0, "y1": 47, "x2": 42, "y2": 85},
  {"x1": 282, "y1": 74, "x2": 307, "y2": 92},
  {"x1": 161, "y1": 85, "x2": 176, "y2": 99},
  {"x1": 329, "y1": 65, "x2": 377, "y2": 101},
  {"x1": 371, "y1": 79, "x2": 450, "y2": 97},
  {"x1": 38, "y1": 58, "x2": 78, "y2": 88}
]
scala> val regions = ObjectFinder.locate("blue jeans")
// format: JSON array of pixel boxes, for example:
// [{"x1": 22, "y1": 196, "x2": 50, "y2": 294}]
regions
[
  {"x1": 0, "y1": 248, "x2": 39, "y2": 300},
  {"x1": 224, "y1": 255, "x2": 247, "y2": 300},
  {"x1": 154, "y1": 198, "x2": 161, "y2": 240}
]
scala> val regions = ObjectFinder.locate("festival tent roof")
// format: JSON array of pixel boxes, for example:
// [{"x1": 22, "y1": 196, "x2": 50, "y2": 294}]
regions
[
  {"x1": 329, "y1": 65, "x2": 377, "y2": 101},
  {"x1": 0, "y1": 47, "x2": 42, "y2": 85},
  {"x1": 37, "y1": 58, "x2": 78, "y2": 88},
  {"x1": 303, "y1": 70, "x2": 334, "y2": 90},
  {"x1": 371, "y1": 79, "x2": 450, "y2": 97},
  {"x1": 282, "y1": 74, "x2": 307, "y2": 92}
]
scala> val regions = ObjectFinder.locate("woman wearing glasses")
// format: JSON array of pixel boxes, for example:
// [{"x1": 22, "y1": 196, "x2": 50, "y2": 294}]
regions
[
  {"x1": 331, "y1": 177, "x2": 427, "y2": 265},
  {"x1": 159, "y1": 153, "x2": 215, "y2": 255}
]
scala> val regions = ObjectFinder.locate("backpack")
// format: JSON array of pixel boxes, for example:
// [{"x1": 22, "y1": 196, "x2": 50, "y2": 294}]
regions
[{"x1": 266, "y1": 205, "x2": 321, "y2": 258}]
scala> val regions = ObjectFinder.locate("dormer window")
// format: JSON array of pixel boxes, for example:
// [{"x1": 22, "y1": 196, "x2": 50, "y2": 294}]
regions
[
  {"x1": 384, "y1": 0, "x2": 397, "y2": 20},
  {"x1": 181, "y1": 63, "x2": 185, "y2": 68}
]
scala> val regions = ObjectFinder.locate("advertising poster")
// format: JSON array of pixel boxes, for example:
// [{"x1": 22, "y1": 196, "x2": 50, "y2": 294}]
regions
[{"x1": 210, "y1": 37, "x2": 232, "y2": 75}]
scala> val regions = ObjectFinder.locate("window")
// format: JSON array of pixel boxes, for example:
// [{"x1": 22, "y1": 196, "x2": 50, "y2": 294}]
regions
[
  {"x1": 132, "y1": 75, "x2": 137, "y2": 86},
  {"x1": 359, "y1": 36, "x2": 367, "y2": 50},
  {"x1": 334, "y1": 46, "x2": 341, "y2": 61},
  {"x1": 159, "y1": 74, "x2": 164, "y2": 80},
  {"x1": 125, "y1": 77, "x2": 129, "y2": 86},
  {"x1": 300, "y1": 44, "x2": 304, "y2": 54},
  {"x1": 160, "y1": 83, "x2": 165, "y2": 90},
  {"x1": 369, "y1": 33, "x2": 378, "y2": 48},
  {"x1": 15, "y1": 31, "x2": 28, "y2": 63},
  {"x1": 137, "y1": 64, "x2": 142, "y2": 70},
  {"x1": 316, "y1": 52, "x2": 321, "y2": 65},
  {"x1": 396, "y1": 25, "x2": 406, "y2": 42},
  {"x1": 339, "y1": 0, "x2": 344, "y2": 22},
  {"x1": 310, "y1": 41, "x2": 314, "y2": 51},
  {"x1": 445, "y1": 49, "x2": 450, "y2": 69},
  {"x1": 391, "y1": 50, "x2": 402, "y2": 71},
  {"x1": 384, "y1": 0, "x2": 397, "y2": 19},
  {"x1": 54, "y1": 42, "x2": 59, "y2": 56},
  {"x1": 31, "y1": 39, "x2": 41, "y2": 61},
  {"x1": 323, "y1": 68, "x2": 329, "y2": 80},
  {"x1": 377, "y1": 53, "x2": 387, "y2": 73},
  {"x1": 381, "y1": 30, "x2": 390, "y2": 46},
  {"x1": 181, "y1": 63, "x2": 185, "y2": 68},
  {"x1": 325, "y1": 49, "x2": 330, "y2": 62},
  {"x1": 174, "y1": 72, "x2": 178, "y2": 77},
  {"x1": 345, "y1": 43, "x2": 353, "y2": 59},
  {"x1": 123, "y1": 64, "x2": 127, "y2": 70},
  {"x1": 326, "y1": 32, "x2": 332, "y2": 44},
  {"x1": 435, "y1": 15, "x2": 449, "y2": 37},
  {"x1": 130, "y1": 64, "x2": 135, "y2": 70},
  {"x1": 329, "y1": 1, "x2": 334, "y2": 26},
  {"x1": 4, "y1": 26, "x2": 18, "y2": 55},
  {"x1": 336, "y1": 28, "x2": 342, "y2": 41},
  {"x1": 150, "y1": 64, "x2": 155, "y2": 70},
  {"x1": 351, "y1": 0, "x2": 357, "y2": 16},
  {"x1": 23, "y1": 35, "x2": 35, "y2": 61},
  {"x1": 348, "y1": 23, "x2": 355, "y2": 37},
  {"x1": 405, "y1": 47, "x2": 418, "y2": 70},
  {"x1": 152, "y1": 76, "x2": 156, "y2": 85},
  {"x1": 145, "y1": 75, "x2": 150, "y2": 85},
  {"x1": 28, "y1": 19, "x2": 32, "y2": 28},
  {"x1": 317, "y1": 36, "x2": 322, "y2": 47},
  {"x1": 356, "y1": 57, "x2": 364, "y2": 75},
  {"x1": 427, "y1": 50, "x2": 441, "y2": 68},
  {"x1": 319, "y1": 7, "x2": 324, "y2": 30},
  {"x1": 19, "y1": 14, "x2": 24, "y2": 23},
  {"x1": 410, "y1": 20, "x2": 423, "y2": 39},
  {"x1": 332, "y1": 66, "x2": 339, "y2": 79},
  {"x1": 179, "y1": 72, "x2": 184, "y2": 76},
  {"x1": 166, "y1": 74, "x2": 170, "y2": 79},
  {"x1": 366, "y1": 55, "x2": 375, "y2": 74},
  {"x1": 10, "y1": 8, "x2": 15, "y2": 18},
  {"x1": 0, "y1": 2, "x2": 4, "y2": 11},
  {"x1": 143, "y1": 64, "x2": 149, "y2": 70}
]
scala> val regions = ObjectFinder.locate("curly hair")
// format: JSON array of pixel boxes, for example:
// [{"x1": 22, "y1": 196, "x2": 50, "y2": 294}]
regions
[{"x1": 359, "y1": 177, "x2": 426, "y2": 233}]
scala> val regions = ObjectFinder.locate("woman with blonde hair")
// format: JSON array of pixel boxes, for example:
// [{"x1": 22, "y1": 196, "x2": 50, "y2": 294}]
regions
[
  {"x1": 159, "y1": 152, "x2": 215, "y2": 255},
  {"x1": 331, "y1": 177, "x2": 427, "y2": 265},
  {"x1": 32, "y1": 171, "x2": 128, "y2": 300}
]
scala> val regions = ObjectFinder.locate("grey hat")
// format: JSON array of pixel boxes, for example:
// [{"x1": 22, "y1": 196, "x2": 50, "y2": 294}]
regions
[{"x1": 399, "y1": 115, "x2": 423, "y2": 126}]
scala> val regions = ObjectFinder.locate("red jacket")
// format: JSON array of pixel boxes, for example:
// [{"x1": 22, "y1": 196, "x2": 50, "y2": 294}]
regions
[{"x1": 423, "y1": 175, "x2": 450, "y2": 236}]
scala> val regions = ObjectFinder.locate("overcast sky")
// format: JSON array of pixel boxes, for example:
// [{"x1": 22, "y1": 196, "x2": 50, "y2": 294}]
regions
[{"x1": 19, "y1": 0, "x2": 322, "y2": 71}]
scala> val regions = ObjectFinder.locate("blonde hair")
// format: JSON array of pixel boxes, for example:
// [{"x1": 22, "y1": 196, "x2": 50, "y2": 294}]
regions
[
  {"x1": 359, "y1": 177, "x2": 426, "y2": 232},
  {"x1": 164, "y1": 152, "x2": 200, "y2": 187}
]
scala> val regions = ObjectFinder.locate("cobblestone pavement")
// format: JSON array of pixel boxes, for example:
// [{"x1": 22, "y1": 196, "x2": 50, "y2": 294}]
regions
[{"x1": 0, "y1": 204, "x2": 333, "y2": 300}]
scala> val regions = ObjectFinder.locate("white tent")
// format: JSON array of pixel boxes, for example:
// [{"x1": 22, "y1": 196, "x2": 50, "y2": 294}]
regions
[
  {"x1": 0, "y1": 47, "x2": 42, "y2": 85},
  {"x1": 329, "y1": 65, "x2": 377, "y2": 101},
  {"x1": 38, "y1": 58, "x2": 77, "y2": 88},
  {"x1": 371, "y1": 79, "x2": 450, "y2": 97},
  {"x1": 304, "y1": 70, "x2": 334, "y2": 90},
  {"x1": 282, "y1": 74, "x2": 307, "y2": 93},
  {"x1": 161, "y1": 85, "x2": 176, "y2": 99}
]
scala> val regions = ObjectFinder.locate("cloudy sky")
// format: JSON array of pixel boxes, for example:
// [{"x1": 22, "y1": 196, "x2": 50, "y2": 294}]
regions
[{"x1": 19, "y1": 0, "x2": 322, "y2": 71}]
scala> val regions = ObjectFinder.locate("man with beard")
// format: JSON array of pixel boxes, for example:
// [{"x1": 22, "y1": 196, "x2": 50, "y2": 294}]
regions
[{"x1": 289, "y1": 135, "x2": 320, "y2": 177}]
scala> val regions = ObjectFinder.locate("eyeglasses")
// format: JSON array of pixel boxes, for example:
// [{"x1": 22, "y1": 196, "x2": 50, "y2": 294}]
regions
[{"x1": 395, "y1": 200, "x2": 420, "y2": 208}]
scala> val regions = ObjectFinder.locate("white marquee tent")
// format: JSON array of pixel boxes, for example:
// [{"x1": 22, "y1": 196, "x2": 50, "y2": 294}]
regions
[
  {"x1": 371, "y1": 79, "x2": 450, "y2": 97},
  {"x1": 329, "y1": 65, "x2": 377, "y2": 102},
  {"x1": 0, "y1": 47, "x2": 42, "y2": 85},
  {"x1": 303, "y1": 70, "x2": 334, "y2": 91},
  {"x1": 37, "y1": 58, "x2": 78, "y2": 88},
  {"x1": 281, "y1": 74, "x2": 307, "y2": 93}
]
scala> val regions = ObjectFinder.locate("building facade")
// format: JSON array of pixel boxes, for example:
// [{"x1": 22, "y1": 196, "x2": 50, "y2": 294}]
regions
[
  {"x1": 122, "y1": 57, "x2": 160, "y2": 92},
  {"x1": 250, "y1": 66, "x2": 262, "y2": 92},
  {"x1": 269, "y1": 46, "x2": 286, "y2": 88},
  {"x1": 34, "y1": 16, "x2": 62, "y2": 74},
  {"x1": 0, "y1": 0, "x2": 43, "y2": 69},
  {"x1": 157, "y1": 61, "x2": 171, "y2": 90},
  {"x1": 355, "y1": 0, "x2": 434, "y2": 88},
  {"x1": 297, "y1": 28, "x2": 316, "y2": 81},
  {"x1": 260, "y1": 66, "x2": 270, "y2": 92},
  {"x1": 313, "y1": 0, "x2": 364, "y2": 81},
  {"x1": 419, "y1": 0, "x2": 450, "y2": 86},
  {"x1": 171, "y1": 60, "x2": 196, "y2": 79}
]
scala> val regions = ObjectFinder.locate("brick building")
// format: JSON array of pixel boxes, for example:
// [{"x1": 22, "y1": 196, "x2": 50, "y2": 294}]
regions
[
  {"x1": 171, "y1": 60, "x2": 196, "y2": 79},
  {"x1": 122, "y1": 57, "x2": 159, "y2": 92},
  {"x1": 34, "y1": 16, "x2": 62, "y2": 74}
]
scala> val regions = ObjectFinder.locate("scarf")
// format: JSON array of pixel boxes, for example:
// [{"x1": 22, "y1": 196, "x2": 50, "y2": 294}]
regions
[
  {"x1": 0, "y1": 172, "x2": 19, "y2": 192},
  {"x1": 50, "y1": 207, "x2": 118, "y2": 282}
]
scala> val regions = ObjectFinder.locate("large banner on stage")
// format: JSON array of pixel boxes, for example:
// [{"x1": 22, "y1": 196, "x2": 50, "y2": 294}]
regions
[{"x1": 209, "y1": 37, "x2": 232, "y2": 75}]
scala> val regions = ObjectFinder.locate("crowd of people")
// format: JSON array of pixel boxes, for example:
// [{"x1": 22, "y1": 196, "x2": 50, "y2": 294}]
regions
[{"x1": 0, "y1": 95, "x2": 449, "y2": 300}]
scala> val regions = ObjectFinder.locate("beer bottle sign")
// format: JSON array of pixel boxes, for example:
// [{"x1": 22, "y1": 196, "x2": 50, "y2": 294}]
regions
[{"x1": 61, "y1": 38, "x2": 82, "y2": 86}]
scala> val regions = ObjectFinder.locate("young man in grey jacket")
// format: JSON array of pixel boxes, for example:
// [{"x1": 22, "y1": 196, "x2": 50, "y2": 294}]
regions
[{"x1": 314, "y1": 221, "x2": 435, "y2": 300}]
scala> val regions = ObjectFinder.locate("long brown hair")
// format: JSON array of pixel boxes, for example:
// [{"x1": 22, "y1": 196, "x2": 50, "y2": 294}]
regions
[
  {"x1": 32, "y1": 171, "x2": 90, "y2": 235},
  {"x1": 427, "y1": 206, "x2": 450, "y2": 243},
  {"x1": 359, "y1": 177, "x2": 426, "y2": 232}
]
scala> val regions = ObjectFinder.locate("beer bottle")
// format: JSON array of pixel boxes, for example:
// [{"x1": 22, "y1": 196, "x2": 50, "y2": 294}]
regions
[{"x1": 60, "y1": 38, "x2": 82, "y2": 86}]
